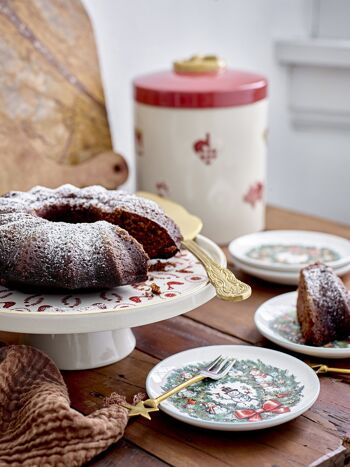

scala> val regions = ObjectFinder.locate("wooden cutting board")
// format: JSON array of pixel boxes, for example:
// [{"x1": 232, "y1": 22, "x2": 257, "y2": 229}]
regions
[{"x1": 0, "y1": 0, "x2": 128, "y2": 192}]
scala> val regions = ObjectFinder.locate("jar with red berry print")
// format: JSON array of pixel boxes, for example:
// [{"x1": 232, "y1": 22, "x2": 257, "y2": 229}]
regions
[{"x1": 134, "y1": 56, "x2": 268, "y2": 243}]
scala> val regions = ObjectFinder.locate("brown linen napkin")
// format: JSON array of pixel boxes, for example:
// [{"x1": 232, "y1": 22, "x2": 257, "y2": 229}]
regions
[{"x1": 0, "y1": 345, "x2": 135, "y2": 466}]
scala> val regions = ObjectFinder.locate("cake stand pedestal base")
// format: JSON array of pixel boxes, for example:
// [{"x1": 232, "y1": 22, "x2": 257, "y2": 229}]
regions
[{"x1": 23, "y1": 328, "x2": 136, "y2": 370}]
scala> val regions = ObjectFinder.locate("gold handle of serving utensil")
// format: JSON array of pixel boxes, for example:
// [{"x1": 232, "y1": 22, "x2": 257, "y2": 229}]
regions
[
  {"x1": 310, "y1": 364, "x2": 350, "y2": 375},
  {"x1": 143, "y1": 374, "x2": 205, "y2": 409},
  {"x1": 135, "y1": 191, "x2": 251, "y2": 301},
  {"x1": 182, "y1": 239, "x2": 251, "y2": 302}
]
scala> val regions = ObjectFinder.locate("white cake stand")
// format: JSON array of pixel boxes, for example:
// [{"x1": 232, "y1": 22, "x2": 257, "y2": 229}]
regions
[{"x1": 0, "y1": 235, "x2": 225, "y2": 370}]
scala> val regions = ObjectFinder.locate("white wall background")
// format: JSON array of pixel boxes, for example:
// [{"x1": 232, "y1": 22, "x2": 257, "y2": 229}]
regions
[{"x1": 82, "y1": 0, "x2": 350, "y2": 225}]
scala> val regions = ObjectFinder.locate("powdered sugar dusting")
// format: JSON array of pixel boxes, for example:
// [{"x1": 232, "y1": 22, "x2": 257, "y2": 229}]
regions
[
  {"x1": 1, "y1": 183, "x2": 181, "y2": 244},
  {"x1": 302, "y1": 263, "x2": 350, "y2": 312},
  {"x1": 3, "y1": 184, "x2": 168, "y2": 217},
  {"x1": 0, "y1": 184, "x2": 183, "y2": 289},
  {"x1": 300, "y1": 263, "x2": 350, "y2": 342}
]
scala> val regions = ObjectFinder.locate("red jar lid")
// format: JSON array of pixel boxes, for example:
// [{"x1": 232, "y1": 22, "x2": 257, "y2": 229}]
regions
[{"x1": 134, "y1": 56, "x2": 268, "y2": 109}]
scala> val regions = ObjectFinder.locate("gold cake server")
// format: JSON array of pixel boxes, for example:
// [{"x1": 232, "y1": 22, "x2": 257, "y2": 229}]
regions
[{"x1": 137, "y1": 191, "x2": 251, "y2": 301}]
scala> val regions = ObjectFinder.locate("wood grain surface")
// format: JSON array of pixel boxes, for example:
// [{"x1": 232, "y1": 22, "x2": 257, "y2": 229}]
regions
[
  {"x1": 62, "y1": 206, "x2": 350, "y2": 467},
  {"x1": 0, "y1": 0, "x2": 127, "y2": 191}
]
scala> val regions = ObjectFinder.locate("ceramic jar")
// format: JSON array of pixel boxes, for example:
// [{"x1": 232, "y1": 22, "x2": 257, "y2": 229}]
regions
[{"x1": 134, "y1": 56, "x2": 268, "y2": 244}]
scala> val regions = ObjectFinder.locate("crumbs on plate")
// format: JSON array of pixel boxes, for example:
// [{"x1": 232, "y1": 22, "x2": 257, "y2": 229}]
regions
[
  {"x1": 150, "y1": 283, "x2": 161, "y2": 295},
  {"x1": 149, "y1": 261, "x2": 176, "y2": 272}
]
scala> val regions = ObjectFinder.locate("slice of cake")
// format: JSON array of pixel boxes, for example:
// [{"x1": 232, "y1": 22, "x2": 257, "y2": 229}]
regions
[{"x1": 297, "y1": 263, "x2": 350, "y2": 346}]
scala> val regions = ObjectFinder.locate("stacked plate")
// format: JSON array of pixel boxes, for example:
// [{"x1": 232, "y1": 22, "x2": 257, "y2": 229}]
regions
[{"x1": 228, "y1": 230, "x2": 350, "y2": 285}]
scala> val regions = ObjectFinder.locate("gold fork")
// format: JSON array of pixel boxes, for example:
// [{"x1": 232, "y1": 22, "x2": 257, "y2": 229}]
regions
[
  {"x1": 122, "y1": 355, "x2": 235, "y2": 419},
  {"x1": 309, "y1": 364, "x2": 350, "y2": 375}
]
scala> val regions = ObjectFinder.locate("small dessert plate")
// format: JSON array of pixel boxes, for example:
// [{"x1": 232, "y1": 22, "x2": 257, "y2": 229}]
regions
[
  {"x1": 146, "y1": 345, "x2": 320, "y2": 431},
  {"x1": 255, "y1": 292, "x2": 350, "y2": 359},
  {"x1": 231, "y1": 257, "x2": 350, "y2": 286},
  {"x1": 229, "y1": 230, "x2": 350, "y2": 272}
]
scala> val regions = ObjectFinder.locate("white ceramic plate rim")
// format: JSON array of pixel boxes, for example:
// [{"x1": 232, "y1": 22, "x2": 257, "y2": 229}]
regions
[
  {"x1": 230, "y1": 252, "x2": 350, "y2": 274},
  {"x1": 231, "y1": 256, "x2": 299, "y2": 285},
  {"x1": 254, "y1": 291, "x2": 350, "y2": 358},
  {"x1": 0, "y1": 235, "x2": 225, "y2": 334},
  {"x1": 229, "y1": 230, "x2": 350, "y2": 272},
  {"x1": 146, "y1": 345, "x2": 320, "y2": 431},
  {"x1": 231, "y1": 257, "x2": 350, "y2": 286}
]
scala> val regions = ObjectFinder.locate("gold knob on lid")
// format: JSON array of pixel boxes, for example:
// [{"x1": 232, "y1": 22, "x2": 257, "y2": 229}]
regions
[{"x1": 173, "y1": 55, "x2": 226, "y2": 73}]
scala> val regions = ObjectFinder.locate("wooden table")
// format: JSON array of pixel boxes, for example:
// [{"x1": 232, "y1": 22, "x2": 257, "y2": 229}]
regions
[{"x1": 63, "y1": 206, "x2": 350, "y2": 467}]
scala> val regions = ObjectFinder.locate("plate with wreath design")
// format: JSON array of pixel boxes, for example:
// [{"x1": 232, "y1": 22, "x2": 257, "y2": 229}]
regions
[
  {"x1": 146, "y1": 345, "x2": 319, "y2": 431},
  {"x1": 255, "y1": 291, "x2": 350, "y2": 359},
  {"x1": 229, "y1": 230, "x2": 350, "y2": 272}
]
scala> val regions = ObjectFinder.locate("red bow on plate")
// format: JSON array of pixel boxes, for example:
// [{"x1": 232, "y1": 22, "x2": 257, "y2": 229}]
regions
[{"x1": 234, "y1": 399, "x2": 290, "y2": 422}]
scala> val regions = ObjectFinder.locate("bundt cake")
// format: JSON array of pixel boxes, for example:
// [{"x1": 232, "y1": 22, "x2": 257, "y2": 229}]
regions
[
  {"x1": 0, "y1": 185, "x2": 182, "y2": 290},
  {"x1": 297, "y1": 263, "x2": 350, "y2": 345}
]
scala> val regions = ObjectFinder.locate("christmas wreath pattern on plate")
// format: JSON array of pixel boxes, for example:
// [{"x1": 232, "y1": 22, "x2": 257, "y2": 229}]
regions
[
  {"x1": 161, "y1": 359, "x2": 304, "y2": 423},
  {"x1": 245, "y1": 244, "x2": 340, "y2": 266}
]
